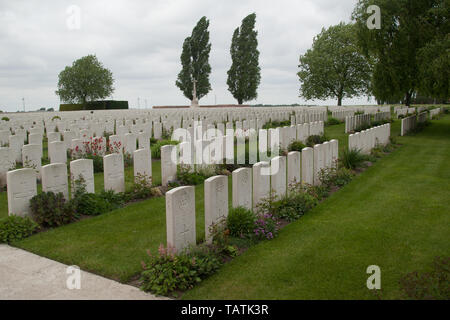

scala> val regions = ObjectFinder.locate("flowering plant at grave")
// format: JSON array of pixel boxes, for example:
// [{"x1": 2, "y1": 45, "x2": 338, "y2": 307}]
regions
[
  {"x1": 253, "y1": 212, "x2": 280, "y2": 240},
  {"x1": 107, "y1": 140, "x2": 122, "y2": 154},
  {"x1": 69, "y1": 145, "x2": 83, "y2": 159},
  {"x1": 82, "y1": 136, "x2": 105, "y2": 156},
  {"x1": 140, "y1": 243, "x2": 221, "y2": 296}
]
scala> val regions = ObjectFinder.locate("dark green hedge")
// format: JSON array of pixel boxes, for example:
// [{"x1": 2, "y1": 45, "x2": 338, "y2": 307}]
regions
[{"x1": 60, "y1": 100, "x2": 128, "y2": 111}]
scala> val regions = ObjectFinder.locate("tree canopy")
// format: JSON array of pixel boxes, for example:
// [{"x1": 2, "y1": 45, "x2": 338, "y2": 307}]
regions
[
  {"x1": 298, "y1": 22, "x2": 371, "y2": 106},
  {"x1": 55, "y1": 54, "x2": 114, "y2": 108},
  {"x1": 175, "y1": 16, "x2": 212, "y2": 101},
  {"x1": 227, "y1": 13, "x2": 261, "y2": 104},
  {"x1": 352, "y1": 0, "x2": 449, "y2": 105}
]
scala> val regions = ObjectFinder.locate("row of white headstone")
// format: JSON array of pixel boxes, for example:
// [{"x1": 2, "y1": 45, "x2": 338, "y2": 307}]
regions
[
  {"x1": 400, "y1": 115, "x2": 417, "y2": 136},
  {"x1": 345, "y1": 114, "x2": 372, "y2": 133},
  {"x1": 0, "y1": 106, "x2": 330, "y2": 139},
  {"x1": 429, "y1": 108, "x2": 441, "y2": 119},
  {"x1": 332, "y1": 110, "x2": 355, "y2": 121},
  {"x1": 165, "y1": 140, "x2": 338, "y2": 252},
  {"x1": 373, "y1": 111, "x2": 391, "y2": 123},
  {"x1": 6, "y1": 148, "x2": 153, "y2": 217},
  {"x1": 158, "y1": 121, "x2": 326, "y2": 186},
  {"x1": 417, "y1": 111, "x2": 428, "y2": 124},
  {"x1": 395, "y1": 107, "x2": 416, "y2": 118},
  {"x1": 348, "y1": 124, "x2": 391, "y2": 153}
]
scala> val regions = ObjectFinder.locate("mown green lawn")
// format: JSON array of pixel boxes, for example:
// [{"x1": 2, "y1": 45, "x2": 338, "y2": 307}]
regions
[{"x1": 182, "y1": 115, "x2": 450, "y2": 299}]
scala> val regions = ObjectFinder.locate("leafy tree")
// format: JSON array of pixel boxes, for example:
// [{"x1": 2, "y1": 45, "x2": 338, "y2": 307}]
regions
[
  {"x1": 298, "y1": 22, "x2": 371, "y2": 106},
  {"x1": 417, "y1": 1, "x2": 449, "y2": 101},
  {"x1": 352, "y1": 0, "x2": 448, "y2": 105},
  {"x1": 55, "y1": 55, "x2": 114, "y2": 109},
  {"x1": 175, "y1": 16, "x2": 212, "y2": 102},
  {"x1": 227, "y1": 13, "x2": 261, "y2": 104}
]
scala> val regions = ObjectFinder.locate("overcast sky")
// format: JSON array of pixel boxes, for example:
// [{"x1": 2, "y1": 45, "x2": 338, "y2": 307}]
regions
[{"x1": 0, "y1": 0, "x2": 374, "y2": 112}]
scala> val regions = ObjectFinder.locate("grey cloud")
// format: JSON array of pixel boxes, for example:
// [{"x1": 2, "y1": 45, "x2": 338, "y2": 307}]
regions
[{"x1": 0, "y1": 0, "x2": 373, "y2": 111}]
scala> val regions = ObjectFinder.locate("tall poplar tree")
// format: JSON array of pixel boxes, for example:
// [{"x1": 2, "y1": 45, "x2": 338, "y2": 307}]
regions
[
  {"x1": 227, "y1": 13, "x2": 261, "y2": 104},
  {"x1": 175, "y1": 16, "x2": 212, "y2": 102}
]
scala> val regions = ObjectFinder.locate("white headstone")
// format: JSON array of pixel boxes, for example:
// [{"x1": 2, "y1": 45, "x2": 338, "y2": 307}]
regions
[
  {"x1": 301, "y1": 147, "x2": 314, "y2": 185},
  {"x1": 48, "y1": 141, "x2": 67, "y2": 164},
  {"x1": 70, "y1": 159, "x2": 95, "y2": 194},
  {"x1": 7, "y1": 168, "x2": 37, "y2": 217},
  {"x1": 287, "y1": 151, "x2": 301, "y2": 188},
  {"x1": 204, "y1": 175, "x2": 228, "y2": 242},
  {"x1": 9, "y1": 135, "x2": 23, "y2": 163},
  {"x1": 232, "y1": 167, "x2": 252, "y2": 210},
  {"x1": 252, "y1": 161, "x2": 270, "y2": 210},
  {"x1": 22, "y1": 144, "x2": 42, "y2": 177},
  {"x1": 41, "y1": 163, "x2": 69, "y2": 200},
  {"x1": 161, "y1": 144, "x2": 177, "y2": 186},
  {"x1": 133, "y1": 148, "x2": 152, "y2": 184},
  {"x1": 103, "y1": 153, "x2": 125, "y2": 192},
  {"x1": 0, "y1": 147, "x2": 14, "y2": 187},
  {"x1": 166, "y1": 185, "x2": 196, "y2": 252},
  {"x1": 270, "y1": 156, "x2": 287, "y2": 199}
]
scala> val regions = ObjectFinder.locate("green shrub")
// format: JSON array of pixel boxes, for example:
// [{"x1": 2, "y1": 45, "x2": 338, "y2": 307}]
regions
[
  {"x1": 257, "y1": 188, "x2": 317, "y2": 222},
  {"x1": 85, "y1": 154, "x2": 103, "y2": 173},
  {"x1": 382, "y1": 143, "x2": 396, "y2": 153},
  {"x1": 226, "y1": 206, "x2": 256, "y2": 238},
  {"x1": 140, "y1": 244, "x2": 221, "y2": 296},
  {"x1": 1, "y1": 116, "x2": 9, "y2": 121},
  {"x1": 59, "y1": 104, "x2": 83, "y2": 111},
  {"x1": 341, "y1": 148, "x2": 366, "y2": 169},
  {"x1": 288, "y1": 140, "x2": 306, "y2": 152},
  {"x1": 0, "y1": 216, "x2": 39, "y2": 243},
  {"x1": 370, "y1": 146, "x2": 384, "y2": 158},
  {"x1": 276, "y1": 192, "x2": 317, "y2": 222},
  {"x1": 150, "y1": 140, "x2": 179, "y2": 159},
  {"x1": 319, "y1": 167, "x2": 354, "y2": 189},
  {"x1": 177, "y1": 166, "x2": 207, "y2": 185},
  {"x1": 206, "y1": 219, "x2": 238, "y2": 257},
  {"x1": 60, "y1": 100, "x2": 128, "y2": 111},
  {"x1": 176, "y1": 165, "x2": 219, "y2": 185},
  {"x1": 399, "y1": 256, "x2": 449, "y2": 300},
  {"x1": 30, "y1": 192, "x2": 78, "y2": 227},
  {"x1": 74, "y1": 193, "x2": 111, "y2": 216},
  {"x1": 326, "y1": 117, "x2": 341, "y2": 126},
  {"x1": 98, "y1": 190, "x2": 125, "y2": 210},
  {"x1": 306, "y1": 134, "x2": 328, "y2": 147},
  {"x1": 52, "y1": 115, "x2": 61, "y2": 121},
  {"x1": 127, "y1": 173, "x2": 154, "y2": 200},
  {"x1": 72, "y1": 175, "x2": 126, "y2": 215}
]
